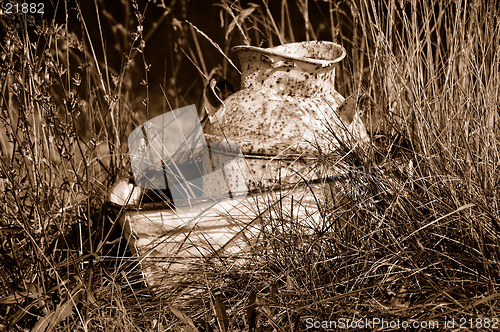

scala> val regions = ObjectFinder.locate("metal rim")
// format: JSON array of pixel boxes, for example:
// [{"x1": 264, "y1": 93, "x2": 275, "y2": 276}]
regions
[{"x1": 232, "y1": 41, "x2": 346, "y2": 67}]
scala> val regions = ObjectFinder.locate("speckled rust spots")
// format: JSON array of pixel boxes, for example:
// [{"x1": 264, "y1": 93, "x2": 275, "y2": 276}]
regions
[{"x1": 206, "y1": 41, "x2": 369, "y2": 188}]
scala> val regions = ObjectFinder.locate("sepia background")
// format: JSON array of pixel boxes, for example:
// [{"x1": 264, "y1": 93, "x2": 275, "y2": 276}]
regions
[{"x1": 0, "y1": 0, "x2": 499, "y2": 330}]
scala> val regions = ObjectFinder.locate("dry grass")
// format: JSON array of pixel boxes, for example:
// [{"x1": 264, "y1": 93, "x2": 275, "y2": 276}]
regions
[{"x1": 0, "y1": 0, "x2": 499, "y2": 331}]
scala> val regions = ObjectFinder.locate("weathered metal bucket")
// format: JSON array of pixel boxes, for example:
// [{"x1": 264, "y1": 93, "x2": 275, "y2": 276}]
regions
[
  {"x1": 109, "y1": 42, "x2": 368, "y2": 290},
  {"x1": 206, "y1": 41, "x2": 368, "y2": 189},
  {"x1": 108, "y1": 179, "x2": 333, "y2": 290}
]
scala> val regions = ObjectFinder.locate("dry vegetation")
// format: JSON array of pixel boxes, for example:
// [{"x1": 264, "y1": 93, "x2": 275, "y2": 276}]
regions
[{"x1": 0, "y1": 0, "x2": 499, "y2": 331}]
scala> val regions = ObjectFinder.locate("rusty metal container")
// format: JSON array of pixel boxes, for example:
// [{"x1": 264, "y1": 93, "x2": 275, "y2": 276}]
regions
[
  {"x1": 206, "y1": 41, "x2": 368, "y2": 189},
  {"x1": 110, "y1": 42, "x2": 369, "y2": 290},
  {"x1": 108, "y1": 181, "x2": 330, "y2": 289}
]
